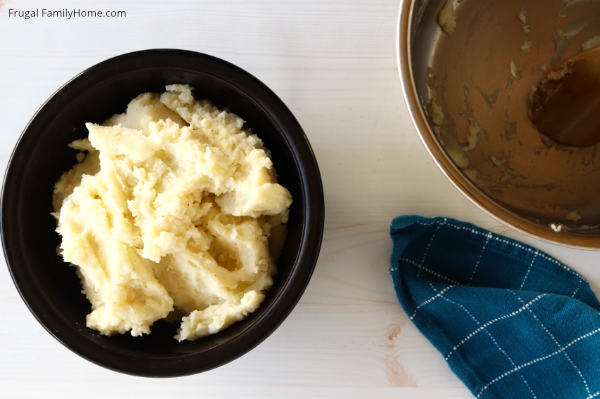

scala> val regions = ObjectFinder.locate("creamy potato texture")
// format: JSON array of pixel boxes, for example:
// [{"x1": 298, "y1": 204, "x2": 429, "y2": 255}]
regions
[{"x1": 52, "y1": 85, "x2": 292, "y2": 341}]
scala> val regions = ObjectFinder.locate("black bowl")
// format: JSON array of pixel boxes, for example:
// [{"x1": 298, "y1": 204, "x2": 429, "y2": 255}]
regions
[{"x1": 1, "y1": 49, "x2": 324, "y2": 377}]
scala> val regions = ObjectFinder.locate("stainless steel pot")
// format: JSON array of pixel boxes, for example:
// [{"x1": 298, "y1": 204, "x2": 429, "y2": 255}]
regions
[{"x1": 397, "y1": 0, "x2": 600, "y2": 248}]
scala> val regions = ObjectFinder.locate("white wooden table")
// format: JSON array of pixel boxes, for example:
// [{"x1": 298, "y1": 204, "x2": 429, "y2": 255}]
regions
[{"x1": 2, "y1": 0, "x2": 600, "y2": 397}]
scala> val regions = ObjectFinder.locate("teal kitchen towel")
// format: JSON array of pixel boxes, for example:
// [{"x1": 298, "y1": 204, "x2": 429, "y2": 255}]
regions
[{"x1": 390, "y1": 215, "x2": 600, "y2": 399}]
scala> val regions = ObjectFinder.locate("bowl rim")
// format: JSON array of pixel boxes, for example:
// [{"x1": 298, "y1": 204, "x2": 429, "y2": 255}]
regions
[
  {"x1": 396, "y1": 0, "x2": 600, "y2": 250},
  {"x1": 1, "y1": 48, "x2": 325, "y2": 377}
]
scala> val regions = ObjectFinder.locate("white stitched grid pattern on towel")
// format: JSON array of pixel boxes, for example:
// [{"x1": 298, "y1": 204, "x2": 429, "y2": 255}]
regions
[
  {"x1": 413, "y1": 219, "x2": 584, "y2": 284},
  {"x1": 397, "y1": 257, "x2": 459, "y2": 285},
  {"x1": 476, "y1": 328, "x2": 600, "y2": 398},
  {"x1": 391, "y1": 217, "x2": 600, "y2": 398},
  {"x1": 426, "y1": 282, "x2": 537, "y2": 398},
  {"x1": 519, "y1": 251, "x2": 539, "y2": 290},
  {"x1": 407, "y1": 230, "x2": 492, "y2": 322},
  {"x1": 409, "y1": 285, "x2": 453, "y2": 320},
  {"x1": 444, "y1": 294, "x2": 547, "y2": 361},
  {"x1": 416, "y1": 219, "x2": 445, "y2": 279},
  {"x1": 469, "y1": 232, "x2": 492, "y2": 284},
  {"x1": 510, "y1": 291, "x2": 591, "y2": 396}
]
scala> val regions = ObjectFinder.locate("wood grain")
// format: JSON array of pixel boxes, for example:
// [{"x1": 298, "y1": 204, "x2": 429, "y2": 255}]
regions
[{"x1": 1, "y1": 0, "x2": 597, "y2": 397}]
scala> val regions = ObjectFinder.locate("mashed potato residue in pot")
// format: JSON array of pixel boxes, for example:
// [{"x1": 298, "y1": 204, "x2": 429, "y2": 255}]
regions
[{"x1": 52, "y1": 84, "x2": 292, "y2": 341}]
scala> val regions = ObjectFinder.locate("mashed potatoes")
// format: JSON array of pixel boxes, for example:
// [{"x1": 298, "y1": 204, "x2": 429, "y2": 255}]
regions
[{"x1": 52, "y1": 84, "x2": 292, "y2": 341}]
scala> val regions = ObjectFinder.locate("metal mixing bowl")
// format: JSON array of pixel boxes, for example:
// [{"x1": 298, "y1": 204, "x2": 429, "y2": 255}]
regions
[{"x1": 397, "y1": 0, "x2": 600, "y2": 248}]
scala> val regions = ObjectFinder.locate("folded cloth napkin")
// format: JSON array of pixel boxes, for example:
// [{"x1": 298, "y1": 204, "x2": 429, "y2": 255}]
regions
[{"x1": 390, "y1": 215, "x2": 600, "y2": 399}]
